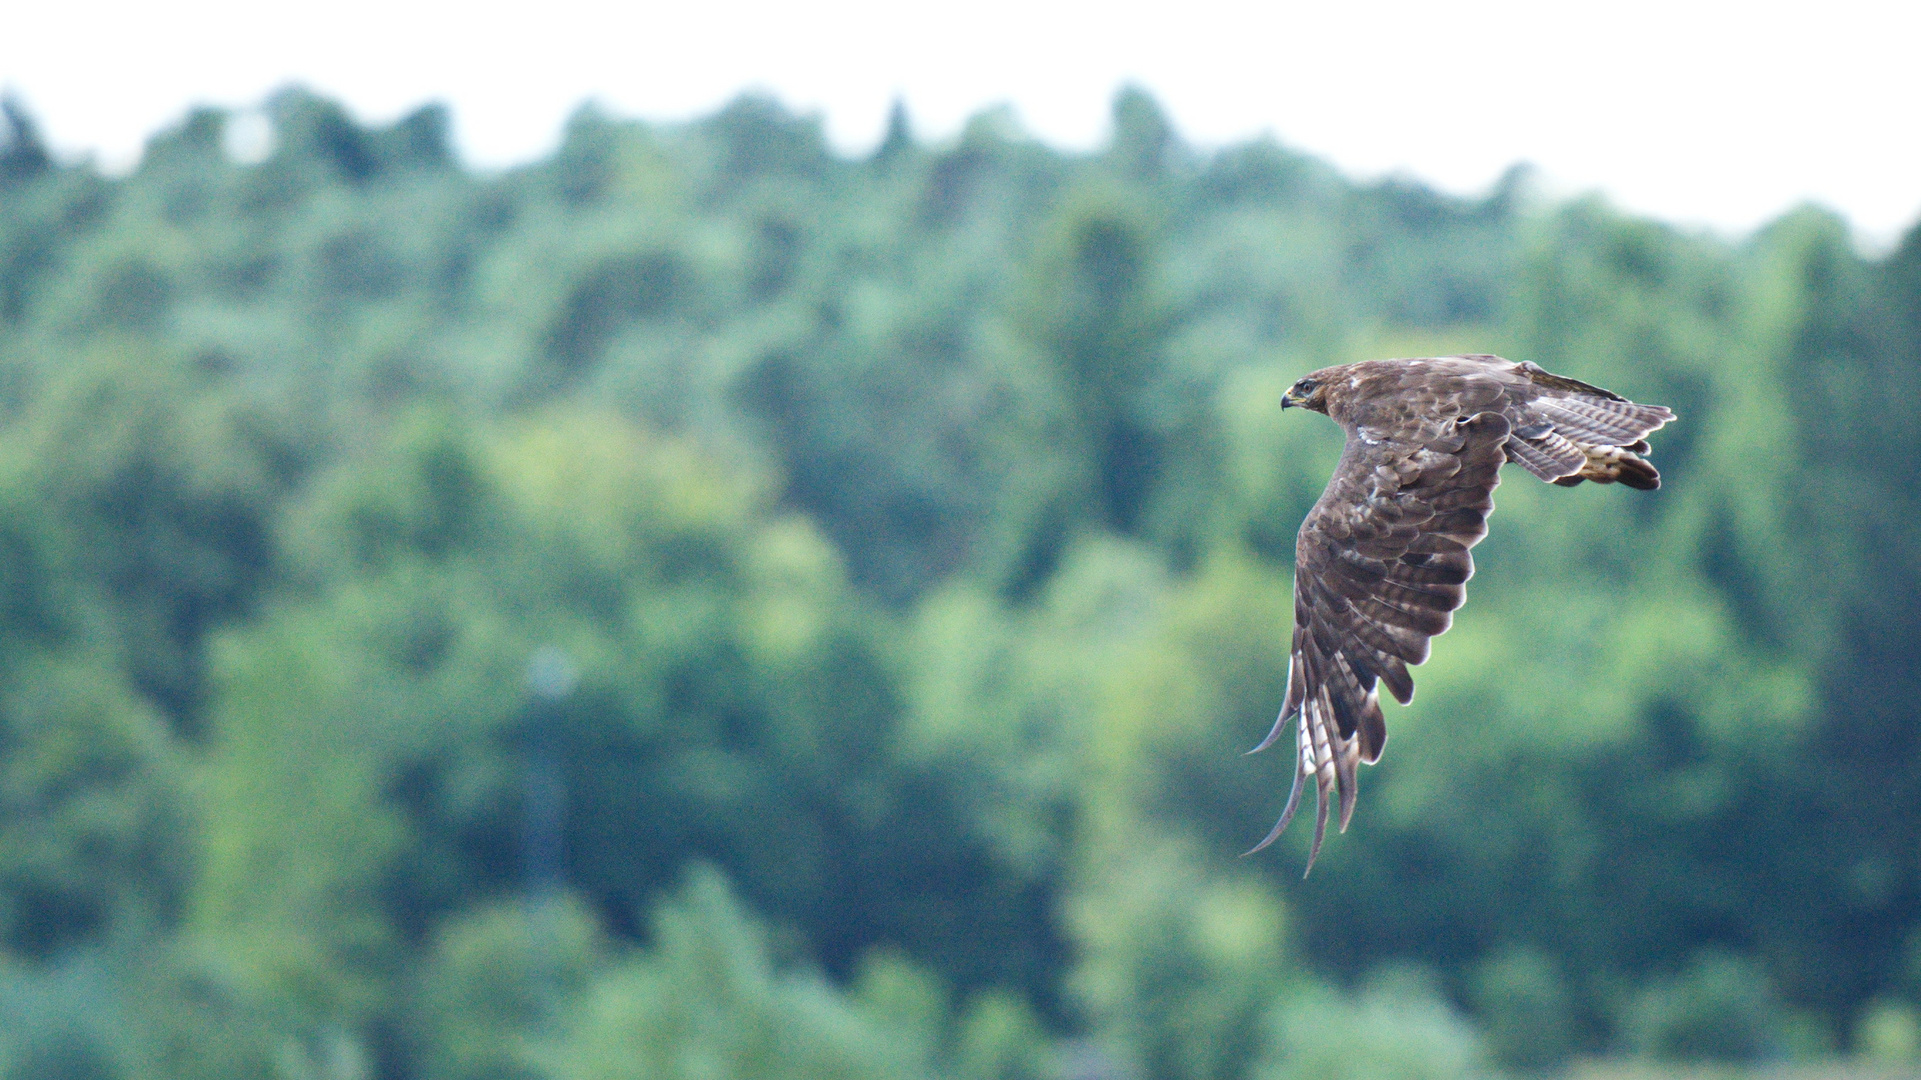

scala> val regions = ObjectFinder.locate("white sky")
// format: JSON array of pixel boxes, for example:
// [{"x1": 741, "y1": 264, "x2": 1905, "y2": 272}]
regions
[{"x1": 4, "y1": 0, "x2": 1918, "y2": 243}]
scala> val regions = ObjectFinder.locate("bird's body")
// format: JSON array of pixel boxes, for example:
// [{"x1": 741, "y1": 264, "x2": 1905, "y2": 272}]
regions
[{"x1": 1253, "y1": 354, "x2": 1673, "y2": 870}]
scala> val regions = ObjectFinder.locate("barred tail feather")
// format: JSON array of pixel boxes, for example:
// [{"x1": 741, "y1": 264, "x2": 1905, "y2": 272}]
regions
[{"x1": 1245, "y1": 679, "x2": 1365, "y2": 876}]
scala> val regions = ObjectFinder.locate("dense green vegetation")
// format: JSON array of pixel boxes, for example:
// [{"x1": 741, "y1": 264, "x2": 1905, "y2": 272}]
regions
[{"x1": 0, "y1": 85, "x2": 1917, "y2": 1079}]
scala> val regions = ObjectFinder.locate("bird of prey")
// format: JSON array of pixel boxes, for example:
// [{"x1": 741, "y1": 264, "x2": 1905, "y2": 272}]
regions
[{"x1": 1248, "y1": 354, "x2": 1673, "y2": 871}]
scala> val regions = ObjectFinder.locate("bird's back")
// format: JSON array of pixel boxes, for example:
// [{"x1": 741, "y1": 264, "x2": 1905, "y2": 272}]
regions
[{"x1": 1316, "y1": 355, "x2": 1672, "y2": 487}]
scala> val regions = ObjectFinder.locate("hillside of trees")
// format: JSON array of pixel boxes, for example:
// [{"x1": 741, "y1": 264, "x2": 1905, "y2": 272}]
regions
[{"x1": 0, "y1": 86, "x2": 1918, "y2": 1079}]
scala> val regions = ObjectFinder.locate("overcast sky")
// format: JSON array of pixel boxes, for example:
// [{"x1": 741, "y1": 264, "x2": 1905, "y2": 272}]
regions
[{"x1": 5, "y1": 0, "x2": 1917, "y2": 243}]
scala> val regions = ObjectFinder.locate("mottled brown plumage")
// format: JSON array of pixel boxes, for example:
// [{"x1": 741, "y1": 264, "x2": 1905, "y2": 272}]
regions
[{"x1": 1249, "y1": 354, "x2": 1673, "y2": 871}]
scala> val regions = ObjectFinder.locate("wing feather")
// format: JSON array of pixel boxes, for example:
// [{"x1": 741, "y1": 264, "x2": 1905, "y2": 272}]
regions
[
  {"x1": 1249, "y1": 409, "x2": 1509, "y2": 871},
  {"x1": 1534, "y1": 396, "x2": 1673, "y2": 442},
  {"x1": 1509, "y1": 363, "x2": 1676, "y2": 485}
]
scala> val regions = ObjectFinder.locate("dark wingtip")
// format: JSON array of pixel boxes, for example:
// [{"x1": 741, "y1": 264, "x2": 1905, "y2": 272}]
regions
[
  {"x1": 1306, "y1": 782, "x2": 1330, "y2": 871},
  {"x1": 1247, "y1": 712, "x2": 1290, "y2": 755},
  {"x1": 1245, "y1": 764, "x2": 1306, "y2": 857},
  {"x1": 1249, "y1": 694, "x2": 1300, "y2": 754},
  {"x1": 1336, "y1": 767, "x2": 1358, "y2": 832},
  {"x1": 1619, "y1": 460, "x2": 1661, "y2": 490},
  {"x1": 1244, "y1": 817, "x2": 1288, "y2": 858}
]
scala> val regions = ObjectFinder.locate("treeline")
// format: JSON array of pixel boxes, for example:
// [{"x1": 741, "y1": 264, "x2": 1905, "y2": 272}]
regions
[{"x1": 0, "y1": 85, "x2": 1917, "y2": 1079}]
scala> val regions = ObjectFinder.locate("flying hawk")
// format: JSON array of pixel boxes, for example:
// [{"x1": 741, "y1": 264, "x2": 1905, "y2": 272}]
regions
[{"x1": 1248, "y1": 354, "x2": 1673, "y2": 871}]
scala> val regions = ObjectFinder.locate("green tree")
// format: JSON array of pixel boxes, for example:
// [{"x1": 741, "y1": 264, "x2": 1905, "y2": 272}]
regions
[{"x1": 542, "y1": 866, "x2": 925, "y2": 1080}]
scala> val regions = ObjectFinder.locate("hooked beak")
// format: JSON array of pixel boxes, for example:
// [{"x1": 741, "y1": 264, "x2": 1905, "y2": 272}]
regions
[{"x1": 1280, "y1": 393, "x2": 1296, "y2": 410}]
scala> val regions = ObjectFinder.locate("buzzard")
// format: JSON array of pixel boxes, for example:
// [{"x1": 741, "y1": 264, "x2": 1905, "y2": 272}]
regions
[{"x1": 1248, "y1": 354, "x2": 1673, "y2": 871}]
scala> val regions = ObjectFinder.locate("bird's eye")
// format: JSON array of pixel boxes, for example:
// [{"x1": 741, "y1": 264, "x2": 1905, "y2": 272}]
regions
[{"x1": 1296, "y1": 379, "x2": 1317, "y2": 393}]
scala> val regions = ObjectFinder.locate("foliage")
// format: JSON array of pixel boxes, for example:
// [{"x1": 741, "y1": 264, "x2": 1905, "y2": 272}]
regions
[
  {"x1": 1250, "y1": 969, "x2": 1491, "y2": 1080},
  {"x1": 539, "y1": 866, "x2": 928, "y2": 1080},
  {"x1": 1617, "y1": 951, "x2": 1795, "y2": 1063}
]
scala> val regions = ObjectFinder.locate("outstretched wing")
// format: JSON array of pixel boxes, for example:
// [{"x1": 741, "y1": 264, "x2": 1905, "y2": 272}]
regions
[{"x1": 1248, "y1": 410, "x2": 1512, "y2": 871}]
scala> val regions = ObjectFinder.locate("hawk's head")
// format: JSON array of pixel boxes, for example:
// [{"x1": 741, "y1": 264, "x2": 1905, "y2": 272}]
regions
[{"x1": 1281, "y1": 373, "x2": 1333, "y2": 414}]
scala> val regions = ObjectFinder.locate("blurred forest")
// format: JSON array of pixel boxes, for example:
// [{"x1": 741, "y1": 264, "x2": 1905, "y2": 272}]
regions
[{"x1": 0, "y1": 85, "x2": 1917, "y2": 1080}]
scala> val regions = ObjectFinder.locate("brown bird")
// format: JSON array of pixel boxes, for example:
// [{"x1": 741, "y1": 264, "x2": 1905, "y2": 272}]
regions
[{"x1": 1248, "y1": 354, "x2": 1673, "y2": 871}]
